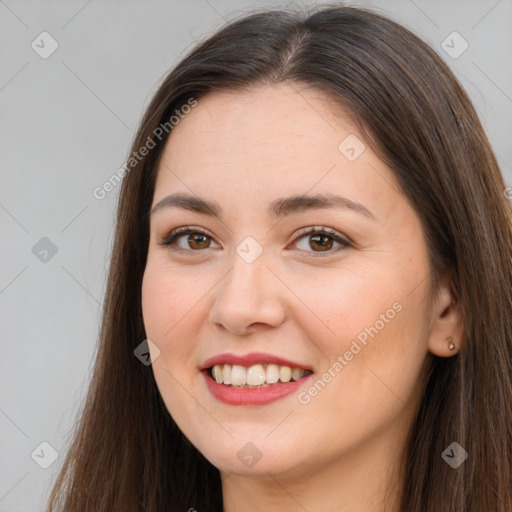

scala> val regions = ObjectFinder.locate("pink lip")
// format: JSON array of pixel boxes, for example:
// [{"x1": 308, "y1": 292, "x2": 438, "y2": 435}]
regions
[
  {"x1": 202, "y1": 371, "x2": 314, "y2": 406},
  {"x1": 201, "y1": 352, "x2": 312, "y2": 371}
]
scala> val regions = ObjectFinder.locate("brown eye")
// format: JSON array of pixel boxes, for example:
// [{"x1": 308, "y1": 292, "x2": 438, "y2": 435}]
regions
[
  {"x1": 187, "y1": 233, "x2": 211, "y2": 250},
  {"x1": 291, "y1": 226, "x2": 351, "y2": 256},
  {"x1": 309, "y1": 233, "x2": 333, "y2": 251},
  {"x1": 159, "y1": 227, "x2": 220, "y2": 253}
]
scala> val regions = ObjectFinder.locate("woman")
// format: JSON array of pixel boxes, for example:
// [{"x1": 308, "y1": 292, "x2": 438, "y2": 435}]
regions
[{"x1": 45, "y1": 4, "x2": 512, "y2": 511}]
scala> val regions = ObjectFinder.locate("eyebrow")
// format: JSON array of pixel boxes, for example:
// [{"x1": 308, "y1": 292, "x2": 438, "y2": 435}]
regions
[{"x1": 150, "y1": 192, "x2": 376, "y2": 220}]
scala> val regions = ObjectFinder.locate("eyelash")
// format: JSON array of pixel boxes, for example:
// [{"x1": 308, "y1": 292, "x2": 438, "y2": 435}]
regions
[{"x1": 157, "y1": 225, "x2": 352, "y2": 257}]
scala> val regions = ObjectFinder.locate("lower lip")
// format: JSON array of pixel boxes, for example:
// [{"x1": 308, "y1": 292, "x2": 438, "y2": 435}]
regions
[{"x1": 203, "y1": 371, "x2": 313, "y2": 405}]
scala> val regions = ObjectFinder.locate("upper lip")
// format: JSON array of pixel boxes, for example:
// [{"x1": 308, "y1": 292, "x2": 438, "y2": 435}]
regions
[{"x1": 201, "y1": 352, "x2": 313, "y2": 371}]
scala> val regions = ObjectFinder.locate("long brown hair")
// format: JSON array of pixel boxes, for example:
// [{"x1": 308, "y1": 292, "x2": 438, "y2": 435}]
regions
[{"x1": 46, "y1": 4, "x2": 512, "y2": 511}]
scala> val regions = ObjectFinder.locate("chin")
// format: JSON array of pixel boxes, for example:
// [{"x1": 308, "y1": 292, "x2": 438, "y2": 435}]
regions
[{"x1": 193, "y1": 435, "x2": 307, "y2": 477}]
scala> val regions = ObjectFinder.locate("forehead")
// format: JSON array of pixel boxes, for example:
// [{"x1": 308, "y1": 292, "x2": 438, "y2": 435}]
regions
[
  {"x1": 153, "y1": 83, "x2": 404, "y2": 225},
  {"x1": 164, "y1": 83, "x2": 351, "y2": 163}
]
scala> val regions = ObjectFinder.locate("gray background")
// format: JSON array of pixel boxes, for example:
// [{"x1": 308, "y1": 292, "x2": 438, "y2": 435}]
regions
[{"x1": 1, "y1": 0, "x2": 511, "y2": 510}]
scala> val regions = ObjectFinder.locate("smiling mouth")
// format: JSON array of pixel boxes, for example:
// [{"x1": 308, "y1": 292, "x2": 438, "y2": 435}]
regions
[{"x1": 207, "y1": 363, "x2": 313, "y2": 388}]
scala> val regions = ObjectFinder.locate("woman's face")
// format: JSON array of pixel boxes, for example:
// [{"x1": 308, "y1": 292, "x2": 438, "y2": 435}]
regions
[{"x1": 141, "y1": 83, "x2": 441, "y2": 479}]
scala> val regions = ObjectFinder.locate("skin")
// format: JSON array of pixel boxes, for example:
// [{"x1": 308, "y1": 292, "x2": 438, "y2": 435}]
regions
[{"x1": 141, "y1": 82, "x2": 462, "y2": 512}]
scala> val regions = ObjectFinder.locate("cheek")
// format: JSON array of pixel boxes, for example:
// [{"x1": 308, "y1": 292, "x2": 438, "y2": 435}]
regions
[
  {"x1": 298, "y1": 308, "x2": 426, "y2": 452},
  {"x1": 286, "y1": 262, "x2": 397, "y2": 342},
  {"x1": 141, "y1": 264, "x2": 200, "y2": 407},
  {"x1": 141, "y1": 265, "x2": 203, "y2": 425},
  {"x1": 290, "y1": 260, "x2": 428, "y2": 405},
  {"x1": 141, "y1": 262, "x2": 201, "y2": 344}
]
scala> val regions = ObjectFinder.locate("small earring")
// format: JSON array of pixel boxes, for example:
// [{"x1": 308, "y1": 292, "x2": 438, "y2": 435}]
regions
[{"x1": 448, "y1": 338, "x2": 455, "y2": 351}]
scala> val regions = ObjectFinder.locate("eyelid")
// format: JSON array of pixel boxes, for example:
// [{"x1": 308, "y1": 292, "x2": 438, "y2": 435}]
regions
[
  {"x1": 288, "y1": 225, "x2": 352, "y2": 255},
  {"x1": 164, "y1": 225, "x2": 211, "y2": 239},
  {"x1": 291, "y1": 225, "x2": 347, "y2": 243},
  {"x1": 157, "y1": 225, "x2": 218, "y2": 251}
]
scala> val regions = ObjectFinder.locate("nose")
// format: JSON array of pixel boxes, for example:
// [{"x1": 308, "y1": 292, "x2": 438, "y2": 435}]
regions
[{"x1": 208, "y1": 246, "x2": 286, "y2": 335}]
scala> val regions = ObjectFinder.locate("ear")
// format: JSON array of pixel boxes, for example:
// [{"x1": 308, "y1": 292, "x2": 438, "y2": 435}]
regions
[{"x1": 427, "y1": 274, "x2": 464, "y2": 357}]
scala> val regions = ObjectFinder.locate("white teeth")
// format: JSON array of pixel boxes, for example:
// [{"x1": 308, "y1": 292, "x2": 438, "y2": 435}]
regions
[
  {"x1": 246, "y1": 364, "x2": 266, "y2": 385},
  {"x1": 222, "y1": 364, "x2": 231, "y2": 385},
  {"x1": 266, "y1": 364, "x2": 280, "y2": 384},
  {"x1": 213, "y1": 365, "x2": 223, "y2": 383},
  {"x1": 209, "y1": 363, "x2": 309, "y2": 387},
  {"x1": 279, "y1": 366, "x2": 292, "y2": 383},
  {"x1": 292, "y1": 368, "x2": 305, "y2": 380},
  {"x1": 230, "y1": 365, "x2": 247, "y2": 386}
]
